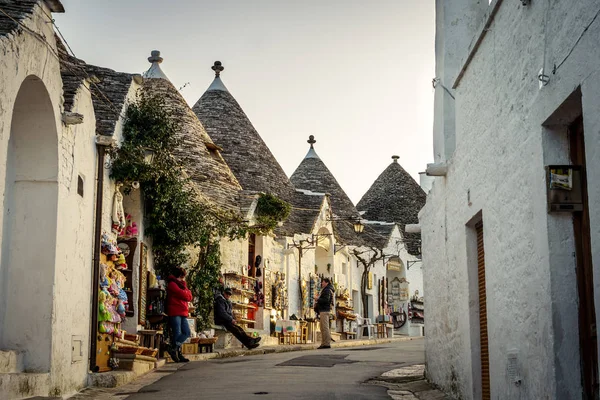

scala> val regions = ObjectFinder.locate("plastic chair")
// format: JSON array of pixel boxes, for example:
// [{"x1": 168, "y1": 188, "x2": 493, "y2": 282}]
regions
[{"x1": 355, "y1": 314, "x2": 375, "y2": 339}]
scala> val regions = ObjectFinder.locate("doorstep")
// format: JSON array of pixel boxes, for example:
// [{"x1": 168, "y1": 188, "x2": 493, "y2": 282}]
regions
[{"x1": 87, "y1": 357, "x2": 166, "y2": 389}]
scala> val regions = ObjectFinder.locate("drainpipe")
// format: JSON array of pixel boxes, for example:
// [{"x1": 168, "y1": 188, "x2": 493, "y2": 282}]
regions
[{"x1": 89, "y1": 136, "x2": 112, "y2": 372}]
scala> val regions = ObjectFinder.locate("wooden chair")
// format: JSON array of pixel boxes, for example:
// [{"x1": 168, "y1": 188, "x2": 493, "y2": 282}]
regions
[{"x1": 296, "y1": 324, "x2": 308, "y2": 344}]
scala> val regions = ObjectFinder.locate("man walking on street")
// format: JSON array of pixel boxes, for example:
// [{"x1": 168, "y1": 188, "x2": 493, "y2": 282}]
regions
[{"x1": 315, "y1": 277, "x2": 334, "y2": 349}]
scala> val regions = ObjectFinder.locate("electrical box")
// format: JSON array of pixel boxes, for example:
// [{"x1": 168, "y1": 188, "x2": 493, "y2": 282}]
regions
[
  {"x1": 71, "y1": 335, "x2": 83, "y2": 363},
  {"x1": 546, "y1": 165, "x2": 583, "y2": 212}
]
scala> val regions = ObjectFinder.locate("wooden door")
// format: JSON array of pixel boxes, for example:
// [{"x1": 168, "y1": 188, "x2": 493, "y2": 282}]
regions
[
  {"x1": 476, "y1": 221, "x2": 490, "y2": 400},
  {"x1": 570, "y1": 116, "x2": 598, "y2": 398}
]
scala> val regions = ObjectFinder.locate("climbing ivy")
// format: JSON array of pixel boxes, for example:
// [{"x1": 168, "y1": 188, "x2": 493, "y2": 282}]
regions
[
  {"x1": 255, "y1": 192, "x2": 291, "y2": 232},
  {"x1": 108, "y1": 90, "x2": 290, "y2": 331}
]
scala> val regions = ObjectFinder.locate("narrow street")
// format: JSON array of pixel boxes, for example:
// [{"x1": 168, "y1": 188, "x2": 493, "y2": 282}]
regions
[{"x1": 74, "y1": 339, "x2": 426, "y2": 400}]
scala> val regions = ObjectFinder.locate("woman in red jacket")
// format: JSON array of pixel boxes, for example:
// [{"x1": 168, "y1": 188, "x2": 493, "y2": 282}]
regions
[{"x1": 166, "y1": 267, "x2": 192, "y2": 363}]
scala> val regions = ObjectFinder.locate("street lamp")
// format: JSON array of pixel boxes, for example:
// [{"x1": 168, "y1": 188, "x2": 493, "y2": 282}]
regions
[{"x1": 353, "y1": 219, "x2": 364, "y2": 234}]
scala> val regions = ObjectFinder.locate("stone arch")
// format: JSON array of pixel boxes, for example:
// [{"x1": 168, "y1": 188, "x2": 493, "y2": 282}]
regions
[
  {"x1": 315, "y1": 227, "x2": 333, "y2": 276},
  {"x1": 0, "y1": 75, "x2": 59, "y2": 372}
]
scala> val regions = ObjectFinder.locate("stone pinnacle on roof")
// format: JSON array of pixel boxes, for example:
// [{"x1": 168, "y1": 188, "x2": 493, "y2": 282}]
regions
[
  {"x1": 305, "y1": 135, "x2": 319, "y2": 159},
  {"x1": 291, "y1": 137, "x2": 361, "y2": 244},
  {"x1": 356, "y1": 155, "x2": 426, "y2": 255},
  {"x1": 206, "y1": 61, "x2": 229, "y2": 92},
  {"x1": 144, "y1": 50, "x2": 170, "y2": 80},
  {"x1": 212, "y1": 61, "x2": 224, "y2": 77},
  {"x1": 192, "y1": 63, "x2": 295, "y2": 200}
]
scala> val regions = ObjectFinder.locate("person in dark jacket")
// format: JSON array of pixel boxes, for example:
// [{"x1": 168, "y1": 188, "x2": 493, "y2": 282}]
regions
[
  {"x1": 166, "y1": 267, "x2": 193, "y2": 362},
  {"x1": 214, "y1": 288, "x2": 261, "y2": 349},
  {"x1": 315, "y1": 277, "x2": 334, "y2": 349}
]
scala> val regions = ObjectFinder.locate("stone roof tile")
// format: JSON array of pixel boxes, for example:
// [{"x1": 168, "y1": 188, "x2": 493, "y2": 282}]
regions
[
  {"x1": 356, "y1": 157, "x2": 426, "y2": 255},
  {"x1": 0, "y1": 0, "x2": 63, "y2": 37},
  {"x1": 275, "y1": 190, "x2": 325, "y2": 237},
  {"x1": 56, "y1": 36, "x2": 134, "y2": 136},
  {"x1": 142, "y1": 78, "x2": 242, "y2": 213},
  {"x1": 192, "y1": 64, "x2": 296, "y2": 202},
  {"x1": 290, "y1": 137, "x2": 362, "y2": 245}
]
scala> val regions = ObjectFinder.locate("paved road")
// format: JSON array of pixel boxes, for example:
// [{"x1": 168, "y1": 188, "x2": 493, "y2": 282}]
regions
[{"x1": 119, "y1": 338, "x2": 424, "y2": 400}]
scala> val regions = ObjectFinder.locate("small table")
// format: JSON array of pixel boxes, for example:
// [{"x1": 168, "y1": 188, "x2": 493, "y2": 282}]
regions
[
  {"x1": 196, "y1": 338, "x2": 217, "y2": 353},
  {"x1": 138, "y1": 329, "x2": 163, "y2": 349},
  {"x1": 275, "y1": 320, "x2": 300, "y2": 344}
]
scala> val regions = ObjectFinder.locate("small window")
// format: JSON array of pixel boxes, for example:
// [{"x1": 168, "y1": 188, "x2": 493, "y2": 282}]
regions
[{"x1": 77, "y1": 175, "x2": 84, "y2": 197}]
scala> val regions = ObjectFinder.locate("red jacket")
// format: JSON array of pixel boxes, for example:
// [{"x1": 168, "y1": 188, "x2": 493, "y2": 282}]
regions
[{"x1": 166, "y1": 276, "x2": 192, "y2": 317}]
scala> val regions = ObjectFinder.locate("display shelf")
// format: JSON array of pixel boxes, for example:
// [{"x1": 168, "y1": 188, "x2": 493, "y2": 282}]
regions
[
  {"x1": 224, "y1": 272, "x2": 257, "y2": 281},
  {"x1": 231, "y1": 287, "x2": 255, "y2": 296},
  {"x1": 223, "y1": 271, "x2": 256, "y2": 327},
  {"x1": 232, "y1": 302, "x2": 254, "y2": 309}
]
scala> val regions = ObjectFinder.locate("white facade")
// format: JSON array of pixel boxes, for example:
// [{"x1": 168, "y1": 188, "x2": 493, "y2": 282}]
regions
[{"x1": 422, "y1": 1, "x2": 600, "y2": 399}]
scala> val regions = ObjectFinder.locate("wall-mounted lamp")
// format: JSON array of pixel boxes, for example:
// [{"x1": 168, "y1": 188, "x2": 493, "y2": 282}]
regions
[
  {"x1": 353, "y1": 219, "x2": 364, "y2": 234},
  {"x1": 143, "y1": 147, "x2": 156, "y2": 164}
]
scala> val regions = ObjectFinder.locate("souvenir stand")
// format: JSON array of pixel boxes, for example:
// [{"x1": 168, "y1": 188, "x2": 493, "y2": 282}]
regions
[
  {"x1": 409, "y1": 290, "x2": 424, "y2": 335},
  {"x1": 94, "y1": 194, "x2": 158, "y2": 372},
  {"x1": 223, "y1": 272, "x2": 257, "y2": 327},
  {"x1": 335, "y1": 287, "x2": 357, "y2": 339},
  {"x1": 96, "y1": 232, "x2": 157, "y2": 372}
]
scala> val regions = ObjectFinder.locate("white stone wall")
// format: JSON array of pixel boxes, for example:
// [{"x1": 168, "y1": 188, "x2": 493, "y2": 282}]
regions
[
  {"x1": 423, "y1": 0, "x2": 600, "y2": 398},
  {"x1": 0, "y1": 3, "x2": 86, "y2": 398},
  {"x1": 50, "y1": 80, "x2": 97, "y2": 395}
]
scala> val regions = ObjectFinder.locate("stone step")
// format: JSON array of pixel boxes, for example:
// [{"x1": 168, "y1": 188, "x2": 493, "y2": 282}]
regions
[
  {"x1": 0, "y1": 371, "x2": 50, "y2": 399},
  {"x1": 0, "y1": 349, "x2": 23, "y2": 373}
]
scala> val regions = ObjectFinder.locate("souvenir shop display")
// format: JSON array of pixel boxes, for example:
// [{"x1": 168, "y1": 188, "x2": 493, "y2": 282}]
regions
[
  {"x1": 409, "y1": 290, "x2": 424, "y2": 324},
  {"x1": 223, "y1": 272, "x2": 257, "y2": 327},
  {"x1": 272, "y1": 271, "x2": 288, "y2": 313}
]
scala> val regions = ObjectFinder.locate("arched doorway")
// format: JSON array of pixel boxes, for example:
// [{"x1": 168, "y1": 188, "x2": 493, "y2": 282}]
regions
[
  {"x1": 0, "y1": 76, "x2": 59, "y2": 372},
  {"x1": 315, "y1": 227, "x2": 333, "y2": 277}
]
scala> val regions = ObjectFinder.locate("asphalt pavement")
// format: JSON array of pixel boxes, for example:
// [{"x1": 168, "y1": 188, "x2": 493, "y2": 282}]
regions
[{"x1": 65, "y1": 338, "x2": 449, "y2": 400}]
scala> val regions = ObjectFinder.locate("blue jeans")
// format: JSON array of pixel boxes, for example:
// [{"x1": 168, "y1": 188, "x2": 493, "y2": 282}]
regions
[{"x1": 169, "y1": 316, "x2": 191, "y2": 348}]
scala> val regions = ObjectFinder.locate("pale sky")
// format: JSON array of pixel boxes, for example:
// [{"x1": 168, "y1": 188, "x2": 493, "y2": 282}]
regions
[{"x1": 55, "y1": 0, "x2": 435, "y2": 204}]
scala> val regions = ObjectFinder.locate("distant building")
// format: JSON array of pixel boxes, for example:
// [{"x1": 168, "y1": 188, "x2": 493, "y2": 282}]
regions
[
  {"x1": 421, "y1": 1, "x2": 600, "y2": 399},
  {"x1": 357, "y1": 156, "x2": 426, "y2": 336}
]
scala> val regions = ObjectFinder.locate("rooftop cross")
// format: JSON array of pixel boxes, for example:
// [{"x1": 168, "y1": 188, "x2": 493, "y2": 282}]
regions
[
  {"x1": 212, "y1": 61, "x2": 224, "y2": 77},
  {"x1": 307, "y1": 135, "x2": 316, "y2": 149},
  {"x1": 392, "y1": 155, "x2": 400, "y2": 163}
]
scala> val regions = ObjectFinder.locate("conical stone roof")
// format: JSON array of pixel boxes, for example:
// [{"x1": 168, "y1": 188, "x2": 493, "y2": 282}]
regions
[
  {"x1": 192, "y1": 62, "x2": 295, "y2": 201},
  {"x1": 356, "y1": 156, "x2": 426, "y2": 255},
  {"x1": 143, "y1": 52, "x2": 242, "y2": 212},
  {"x1": 290, "y1": 136, "x2": 361, "y2": 245}
]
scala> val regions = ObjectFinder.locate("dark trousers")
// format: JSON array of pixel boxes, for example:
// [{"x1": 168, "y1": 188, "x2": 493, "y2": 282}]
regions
[{"x1": 224, "y1": 322, "x2": 253, "y2": 347}]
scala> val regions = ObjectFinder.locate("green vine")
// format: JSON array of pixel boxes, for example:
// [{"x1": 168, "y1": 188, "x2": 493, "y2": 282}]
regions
[
  {"x1": 107, "y1": 91, "x2": 289, "y2": 331},
  {"x1": 255, "y1": 193, "x2": 291, "y2": 232}
]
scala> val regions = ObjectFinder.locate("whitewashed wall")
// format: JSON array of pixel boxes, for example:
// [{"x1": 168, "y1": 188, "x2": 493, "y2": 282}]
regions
[{"x1": 422, "y1": 0, "x2": 600, "y2": 398}]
